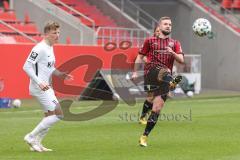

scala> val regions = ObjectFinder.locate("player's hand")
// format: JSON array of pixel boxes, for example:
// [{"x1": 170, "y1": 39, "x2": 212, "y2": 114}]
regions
[
  {"x1": 60, "y1": 72, "x2": 74, "y2": 81},
  {"x1": 143, "y1": 56, "x2": 148, "y2": 63},
  {"x1": 38, "y1": 82, "x2": 50, "y2": 91},
  {"x1": 166, "y1": 47, "x2": 175, "y2": 54},
  {"x1": 131, "y1": 71, "x2": 138, "y2": 81}
]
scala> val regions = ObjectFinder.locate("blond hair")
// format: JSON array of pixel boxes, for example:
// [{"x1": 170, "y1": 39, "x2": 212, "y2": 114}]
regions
[
  {"x1": 159, "y1": 16, "x2": 171, "y2": 23},
  {"x1": 44, "y1": 21, "x2": 60, "y2": 34}
]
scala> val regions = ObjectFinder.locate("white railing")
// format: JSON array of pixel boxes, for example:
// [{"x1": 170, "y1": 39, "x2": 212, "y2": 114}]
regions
[
  {"x1": 96, "y1": 27, "x2": 151, "y2": 47},
  {"x1": 108, "y1": 0, "x2": 158, "y2": 30},
  {"x1": 0, "y1": 20, "x2": 37, "y2": 43}
]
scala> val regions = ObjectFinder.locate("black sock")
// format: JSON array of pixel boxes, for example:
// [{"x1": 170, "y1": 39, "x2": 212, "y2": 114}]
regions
[
  {"x1": 140, "y1": 100, "x2": 153, "y2": 119},
  {"x1": 143, "y1": 112, "x2": 159, "y2": 136}
]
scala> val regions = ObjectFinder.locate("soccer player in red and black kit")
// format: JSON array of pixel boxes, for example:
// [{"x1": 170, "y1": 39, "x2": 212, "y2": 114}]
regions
[{"x1": 132, "y1": 16, "x2": 184, "y2": 147}]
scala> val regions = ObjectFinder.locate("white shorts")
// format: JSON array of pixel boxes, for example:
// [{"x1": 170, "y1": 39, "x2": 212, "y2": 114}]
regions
[{"x1": 31, "y1": 88, "x2": 59, "y2": 112}]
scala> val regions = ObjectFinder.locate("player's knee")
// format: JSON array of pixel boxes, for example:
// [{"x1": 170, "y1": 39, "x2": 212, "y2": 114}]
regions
[
  {"x1": 152, "y1": 105, "x2": 162, "y2": 113},
  {"x1": 156, "y1": 96, "x2": 165, "y2": 105},
  {"x1": 46, "y1": 110, "x2": 55, "y2": 116},
  {"x1": 152, "y1": 97, "x2": 164, "y2": 112},
  {"x1": 147, "y1": 92, "x2": 154, "y2": 101},
  {"x1": 162, "y1": 73, "x2": 173, "y2": 83},
  {"x1": 56, "y1": 114, "x2": 64, "y2": 119}
]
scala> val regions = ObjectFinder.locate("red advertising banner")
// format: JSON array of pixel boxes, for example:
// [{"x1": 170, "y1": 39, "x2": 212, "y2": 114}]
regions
[{"x1": 0, "y1": 44, "x2": 138, "y2": 98}]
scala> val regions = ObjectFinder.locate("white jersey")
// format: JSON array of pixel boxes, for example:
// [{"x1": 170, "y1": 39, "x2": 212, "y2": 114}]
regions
[{"x1": 24, "y1": 40, "x2": 56, "y2": 93}]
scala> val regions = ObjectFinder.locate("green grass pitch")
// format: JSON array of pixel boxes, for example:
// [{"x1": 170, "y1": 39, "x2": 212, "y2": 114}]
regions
[{"x1": 1, "y1": 95, "x2": 240, "y2": 160}]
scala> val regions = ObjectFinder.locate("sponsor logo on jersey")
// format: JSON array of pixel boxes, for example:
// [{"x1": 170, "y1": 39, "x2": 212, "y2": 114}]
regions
[{"x1": 47, "y1": 61, "x2": 55, "y2": 68}]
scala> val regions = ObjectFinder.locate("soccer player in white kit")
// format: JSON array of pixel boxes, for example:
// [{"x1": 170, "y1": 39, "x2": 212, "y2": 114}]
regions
[{"x1": 23, "y1": 21, "x2": 72, "y2": 152}]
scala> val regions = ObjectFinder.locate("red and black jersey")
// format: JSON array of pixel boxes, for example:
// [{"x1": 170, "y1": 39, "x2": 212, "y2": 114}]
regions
[{"x1": 139, "y1": 36, "x2": 183, "y2": 74}]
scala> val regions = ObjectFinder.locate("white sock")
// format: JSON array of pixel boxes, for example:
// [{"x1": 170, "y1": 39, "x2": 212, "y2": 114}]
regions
[
  {"x1": 37, "y1": 128, "x2": 49, "y2": 143},
  {"x1": 30, "y1": 115, "x2": 60, "y2": 137}
]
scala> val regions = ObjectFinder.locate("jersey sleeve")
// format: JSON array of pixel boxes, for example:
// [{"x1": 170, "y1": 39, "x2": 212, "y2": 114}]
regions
[
  {"x1": 23, "y1": 61, "x2": 43, "y2": 85},
  {"x1": 139, "y1": 38, "x2": 150, "y2": 56},
  {"x1": 23, "y1": 45, "x2": 43, "y2": 84},
  {"x1": 174, "y1": 40, "x2": 184, "y2": 55},
  {"x1": 26, "y1": 45, "x2": 42, "y2": 64}
]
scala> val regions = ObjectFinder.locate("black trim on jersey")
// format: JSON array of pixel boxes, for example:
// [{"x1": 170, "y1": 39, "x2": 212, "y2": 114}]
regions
[
  {"x1": 35, "y1": 63, "x2": 38, "y2": 76},
  {"x1": 52, "y1": 100, "x2": 58, "y2": 105}
]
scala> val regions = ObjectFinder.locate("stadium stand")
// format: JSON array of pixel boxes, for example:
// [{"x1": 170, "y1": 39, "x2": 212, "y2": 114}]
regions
[
  {"x1": 194, "y1": 0, "x2": 240, "y2": 33},
  {"x1": 0, "y1": 0, "x2": 42, "y2": 43},
  {"x1": 232, "y1": 0, "x2": 240, "y2": 9},
  {"x1": 49, "y1": 0, "x2": 118, "y2": 28},
  {"x1": 48, "y1": 0, "x2": 149, "y2": 46},
  {"x1": 220, "y1": 0, "x2": 240, "y2": 9},
  {"x1": 221, "y1": 0, "x2": 233, "y2": 9},
  {"x1": 0, "y1": 0, "x2": 150, "y2": 46}
]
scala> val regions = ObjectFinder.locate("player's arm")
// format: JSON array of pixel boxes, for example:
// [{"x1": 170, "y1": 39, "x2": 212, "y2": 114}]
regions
[
  {"x1": 23, "y1": 61, "x2": 42, "y2": 85},
  {"x1": 133, "y1": 54, "x2": 146, "y2": 70},
  {"x1": 133, "y1": 54, "x2": 148, "y2": 77},
  {"x1": 172, "y1": 51, "x2": 184, "y2": 63},
  {"x1": 166, "y1": 40, "x2": 184, "y2": 63},
  {"x1": 132, "y1": 39, "x2": 149, "y2": 79},
  {"x1": 52, "y1": 69, "x2": 73, "y2": 80},
  {"x1": 23, "y1": 61, "x2": 50, "y2": 91},
  {"x1": 23, "y1": 49, "x2": 50, "y2": 91},
  {"x1": 132, "y1": 54, "x2": 146, "y2": 80}
]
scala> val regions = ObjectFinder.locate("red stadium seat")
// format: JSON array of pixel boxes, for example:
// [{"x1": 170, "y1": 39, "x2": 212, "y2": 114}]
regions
[
  {"x1": 0, "y1": 12, "x2": 17, "y2": 21},
  {"x1": 32, "y1": 35, "x2": 43, "y2": 42},
  {"x1": 2, "y1": 0, "x2": 14, "y2": 12},
  {"x1": 66, "y1": 36, "x2": 71, "y2": 44},
  {"x1": 50, "y1": 0, "x2": 118, "y2": 29},
  {"x1": 24, "y1": 13, "x2": 30, "y2": 24},
  {"x1": 232, "y1": 0, "x2": 240, "y2": 9},
  {"x1": 13, "y1": 35, "x2": 33, "y2": 43},
  {"x1": 221, "y1": 0, "x2": 233, "y2": 9},
  {"x1": 0, "y1": 10, "x2": 42, "y2": 43},
  {"x1": 3, "y1": 0, "x2": 10, "y2": 10},
  {"x1": 11, "y1": 23, "x2": 39, "y2": 34},
  {"x1": 0, "y1": 23, "x2": 12, "y2": 32}
]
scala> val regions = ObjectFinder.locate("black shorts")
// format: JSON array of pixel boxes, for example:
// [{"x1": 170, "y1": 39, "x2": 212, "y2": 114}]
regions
[{"x1": 144, "y1": 67, "x2": 173, "y2": 101}]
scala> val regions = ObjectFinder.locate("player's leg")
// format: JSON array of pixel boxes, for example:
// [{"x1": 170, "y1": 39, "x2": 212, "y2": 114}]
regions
[
  {"x1": 169, "y1": 75, "x2": 182, "y2": 90},
  {"x1": 156, "y1": 67, "x2": 182, "y2": 91},
  {"x1": 139, "y1": 93, "x2": 154, "y2": 125},
  {"x1": 32, "y1": 102, "x2": 64, "y2": 151},
  {"x1": 29, "y1": 128, "x2": 50, "y2": 152},
  {"x1": 24, "y1": 89, "x2": 60, "y2": 152},
  {"x1": 24, "y1": 104, "x2": 50, "y2": 152},
  {"x1": 139, "y1": 69, "x2": 157, "y2": 125},
  {"x1": 139, "y1": 67, "x2": 168, "y2": 147},
  {"x1": 139, "y1": 95, "x2": 165, "y2": 147},
  {"x1": 35, "y1": 100, "x2": 64, "y2": 151}
]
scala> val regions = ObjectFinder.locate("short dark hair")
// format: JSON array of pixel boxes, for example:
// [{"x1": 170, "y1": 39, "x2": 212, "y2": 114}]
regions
[
  {"x1": 159, "y1": 16, "x2": 171, "y2": 23},
  {"x1": 44, "y1": 21, "x2": 60, "y2": 34}
]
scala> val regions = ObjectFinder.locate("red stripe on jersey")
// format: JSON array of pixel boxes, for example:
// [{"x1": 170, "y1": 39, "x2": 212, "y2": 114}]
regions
[{"x1": 139, "y1": 36, "x2": 183, "y2": 74}]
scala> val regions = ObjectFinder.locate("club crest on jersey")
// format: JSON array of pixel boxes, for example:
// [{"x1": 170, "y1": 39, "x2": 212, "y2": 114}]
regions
[
  {"x1": 168, "y1": 42, "x2": 174, "y2": 47},
  {"x1": 29, "y1": 51, "x2": 38, "y2": 61}
]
